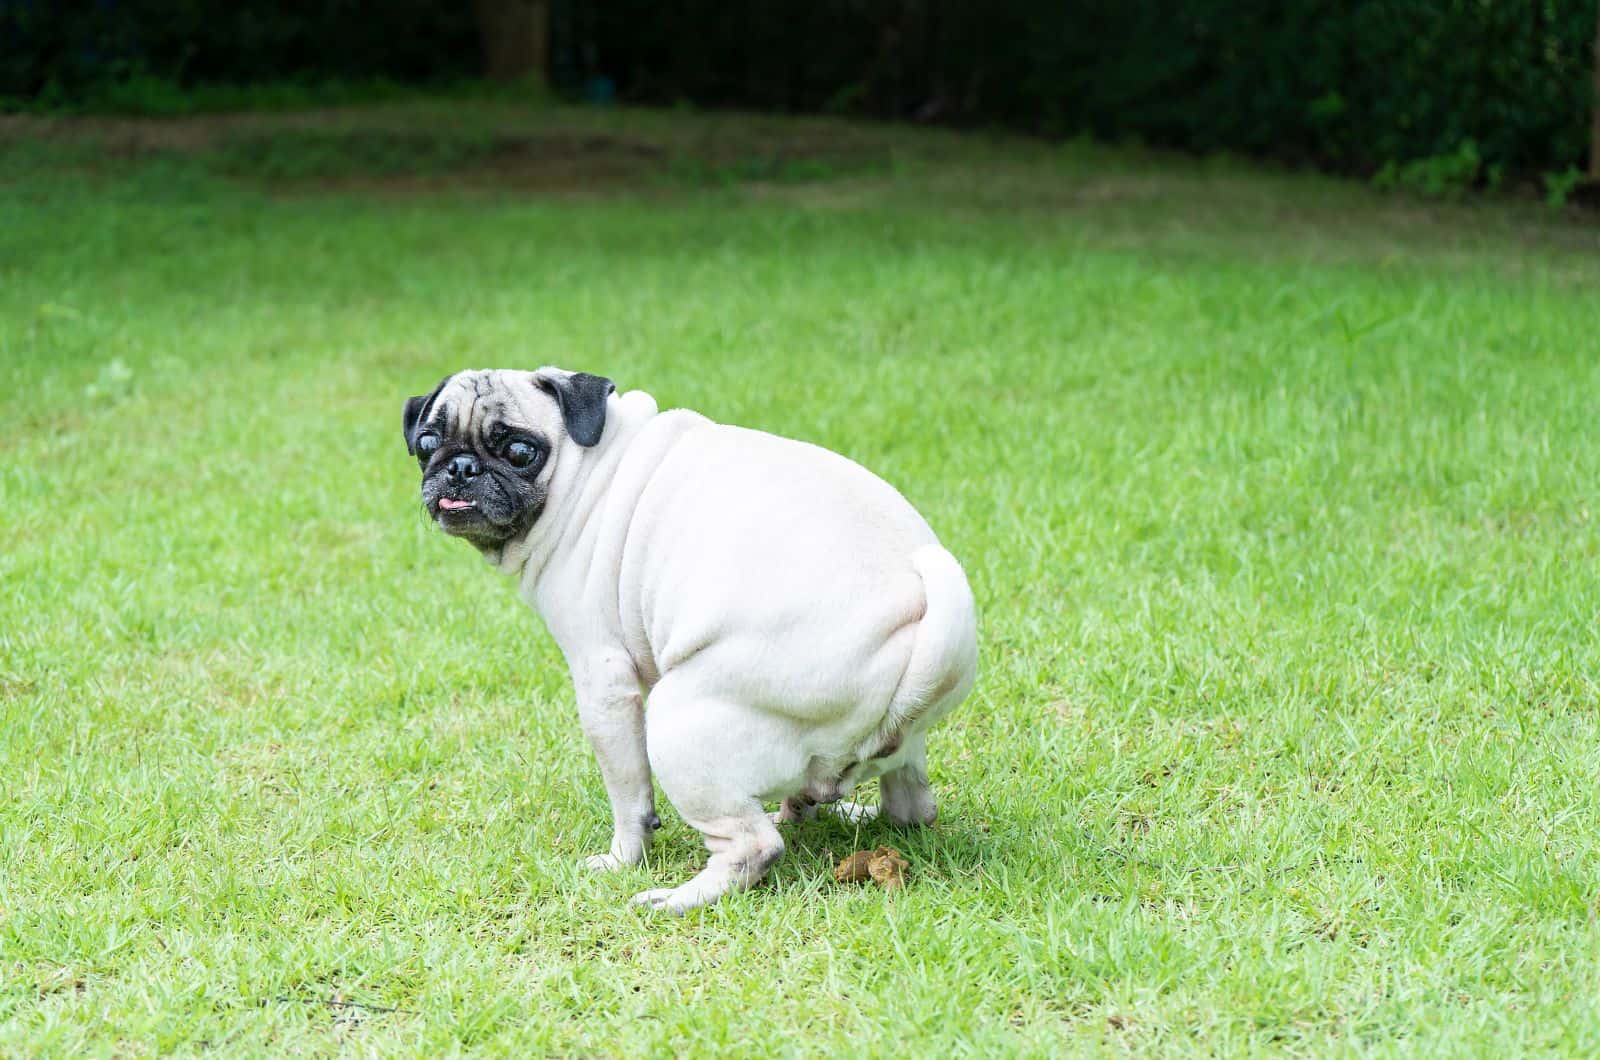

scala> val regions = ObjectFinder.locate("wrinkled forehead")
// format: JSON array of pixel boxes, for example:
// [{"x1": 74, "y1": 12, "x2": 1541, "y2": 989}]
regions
[{"x1": 429, "y1": 370, "x2": 558, "y2": 437}]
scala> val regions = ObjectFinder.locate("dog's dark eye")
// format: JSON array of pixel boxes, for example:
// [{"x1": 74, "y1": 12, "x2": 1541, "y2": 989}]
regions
[
  {"x1": 504, "y1": 440, "x2": 542, "y2": 470},
  {"x1": 415, "y1": 432, "x2": 440, "y2": 462}
]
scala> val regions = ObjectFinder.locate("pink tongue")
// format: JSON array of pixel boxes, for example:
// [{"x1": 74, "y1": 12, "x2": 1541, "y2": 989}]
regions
[{"x1": 438, "y1": 498, "x2": 473, "y2": 511}]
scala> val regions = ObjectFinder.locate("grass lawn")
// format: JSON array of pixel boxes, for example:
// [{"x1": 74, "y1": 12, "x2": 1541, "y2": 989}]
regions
[{"x1": 3, "y1": 99, "x2": 1600, "y2": 1055}]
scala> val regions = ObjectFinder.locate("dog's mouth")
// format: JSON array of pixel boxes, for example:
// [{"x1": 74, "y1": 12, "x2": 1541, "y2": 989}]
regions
[{"x1": 421, "y1": 472, "x2": 536, "y2": 549}]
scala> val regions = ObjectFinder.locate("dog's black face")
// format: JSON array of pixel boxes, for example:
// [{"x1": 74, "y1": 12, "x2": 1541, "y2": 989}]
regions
[
  {"x1": 403, "y1": 368, "x2": 613, "y2": 552},
  {"x1": 411, "y1": 408, "x2": 552, "y2": 549}
]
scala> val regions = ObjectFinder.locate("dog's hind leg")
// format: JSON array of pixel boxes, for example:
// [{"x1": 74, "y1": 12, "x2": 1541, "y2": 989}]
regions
[
  {"x1": 631, "y1": 680, "x2": 792, "y2": 913},
  {"x1": 868, "y1": 545, "x2": 973, "y2": 829},
  {"x1": 878, "y1": 733, "x2": 937, "y2": 826},
  {"x1": 631, "y1": 804, "x2": 784, "y2": 914}
]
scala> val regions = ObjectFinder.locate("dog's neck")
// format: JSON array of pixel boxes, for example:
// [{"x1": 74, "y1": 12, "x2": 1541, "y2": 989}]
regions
[{"x1": 488, "y1": 387, "x2": 661, "y2": 585}]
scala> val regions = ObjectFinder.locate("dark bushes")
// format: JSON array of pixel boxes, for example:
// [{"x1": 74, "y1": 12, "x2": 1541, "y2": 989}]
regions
[{"x1": 5, "y1": 1, "x2": 1595, "y2": 179}]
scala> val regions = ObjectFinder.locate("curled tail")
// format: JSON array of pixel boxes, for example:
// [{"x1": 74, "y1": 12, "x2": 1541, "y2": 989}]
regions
[{"x1": 882, "y1": 544, "x2": 978, "y2": 737}]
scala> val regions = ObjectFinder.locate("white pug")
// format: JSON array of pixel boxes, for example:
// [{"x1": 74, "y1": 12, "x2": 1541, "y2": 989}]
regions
[{"x1": 402, "y1": 368, "x2": 977, "y2": 912}]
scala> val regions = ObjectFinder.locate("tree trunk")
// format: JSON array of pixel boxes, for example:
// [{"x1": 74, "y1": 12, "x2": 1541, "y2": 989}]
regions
[
  {"x1": 475, "y1": 0, "x2": 550, "y2": 83},
  {"x1": 1591, "y1": 2, "x2": 1600, "y2": 180}
]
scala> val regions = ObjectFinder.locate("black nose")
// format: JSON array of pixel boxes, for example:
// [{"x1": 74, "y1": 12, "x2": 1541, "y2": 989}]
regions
[{"x1": 445, "y1": 454, "x2": 481, "y2": 481}]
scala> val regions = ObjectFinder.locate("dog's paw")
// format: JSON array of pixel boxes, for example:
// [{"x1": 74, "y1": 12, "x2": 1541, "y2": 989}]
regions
[
  {"x1": 580, "y1": 851, "x2": 641, "y2": 873},
  {"x1": 630, "y1": 886, "x2": 702, "y2": 915},
  {"x1": 826, "y1": 800, "x2": 880, "y2": 824},
  {"x1": 631, "y1": 887, "x2": 681, "y2": 912}
]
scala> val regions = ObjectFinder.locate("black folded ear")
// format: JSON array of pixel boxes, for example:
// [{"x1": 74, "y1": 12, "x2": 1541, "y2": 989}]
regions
[
  {"x1": 402, "y1": 376, "x2": 451, "y2": 455},
  {"x1": 535, "y1": 370, "x2": 615, "y2": 447}
]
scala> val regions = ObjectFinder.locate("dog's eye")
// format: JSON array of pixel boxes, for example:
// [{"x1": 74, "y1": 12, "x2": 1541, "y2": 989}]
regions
[
  {"x1": 415, "y1": 432, "x2": 440, "y2": 462},
  {"x1": 505, "y1": 440, "x2": 542, "y2": 469}
]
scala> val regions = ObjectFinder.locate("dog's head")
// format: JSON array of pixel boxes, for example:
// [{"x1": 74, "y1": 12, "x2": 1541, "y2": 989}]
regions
[{"x1": 402, "y1": 367, "x2": 614, "y2": 550}]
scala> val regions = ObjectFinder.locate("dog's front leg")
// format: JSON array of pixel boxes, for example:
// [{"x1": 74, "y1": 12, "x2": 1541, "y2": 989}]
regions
[{"x1": 572, "y1": 654, "x2": 657, "y2": 872}]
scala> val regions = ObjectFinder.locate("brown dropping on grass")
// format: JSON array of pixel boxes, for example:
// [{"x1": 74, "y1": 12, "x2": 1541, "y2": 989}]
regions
[
  {"x1": 834, "y1": 850, "x2": 875, "y2": 883},
  {"x1": 834, "y1": 846, "x2": 909, "y2": 890}
]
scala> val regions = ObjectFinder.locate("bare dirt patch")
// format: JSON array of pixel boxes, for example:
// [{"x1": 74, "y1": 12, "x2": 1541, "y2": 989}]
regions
[{"x1": 0, "y1": 106, "x2": 900, "y2": 198}]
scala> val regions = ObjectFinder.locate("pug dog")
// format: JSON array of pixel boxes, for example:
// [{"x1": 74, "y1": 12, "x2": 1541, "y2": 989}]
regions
[{"x1": 402, "y1": 368, "x2": 977, "y2": 912}]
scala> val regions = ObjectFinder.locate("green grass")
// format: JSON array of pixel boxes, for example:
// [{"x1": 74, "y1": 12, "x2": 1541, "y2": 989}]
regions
[{"x1": 3, "y1": 100, "x2": 1600, "y2": 1055}]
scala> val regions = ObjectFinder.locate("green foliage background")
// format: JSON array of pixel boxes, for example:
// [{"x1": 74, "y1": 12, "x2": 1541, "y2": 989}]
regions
[
  {"x1": 590, "y1": 0, "x2": 1598, "y2": 179},
  {"x1": 5, "y1": 1, "x2": 1596, "y2": 178}
]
